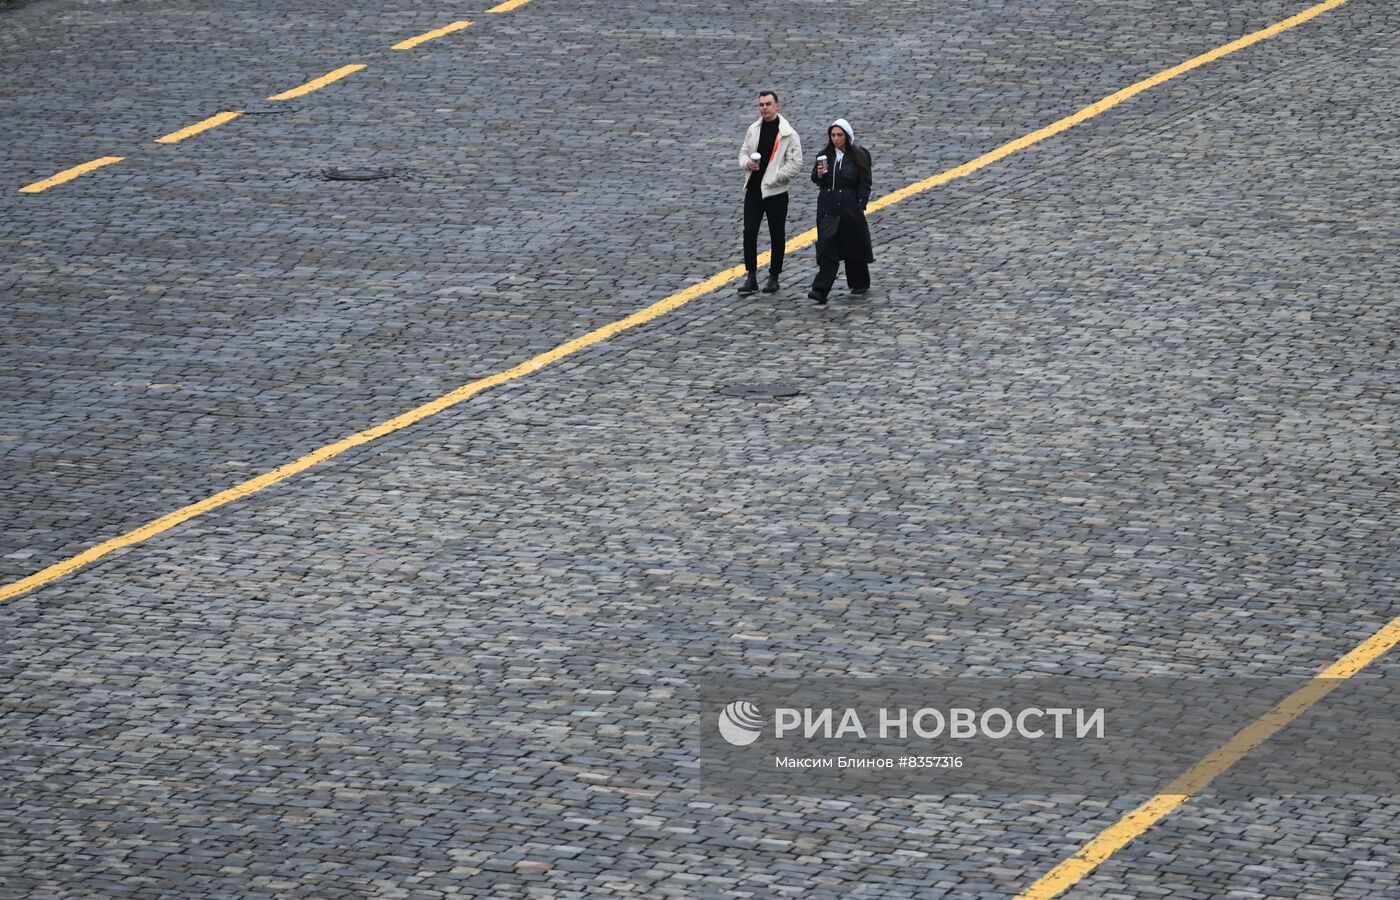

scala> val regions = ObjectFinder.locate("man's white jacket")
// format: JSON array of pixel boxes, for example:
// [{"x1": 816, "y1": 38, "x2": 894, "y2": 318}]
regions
[{"x1": 738, "y1": 114, "x2": 804, "y2": 198}]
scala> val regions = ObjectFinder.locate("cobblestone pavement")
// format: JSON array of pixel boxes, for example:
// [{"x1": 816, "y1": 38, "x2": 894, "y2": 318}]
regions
[{"x1": 3, "y1": 0, "x2": 1398, "y2": 897}]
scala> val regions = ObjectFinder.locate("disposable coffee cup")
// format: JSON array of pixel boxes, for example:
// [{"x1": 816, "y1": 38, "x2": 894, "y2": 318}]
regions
[
  {"x1": 750, "y1": 152, "x2": 761, "y2": 163},
  {"x1": 816, "y1": 155, "x2": 827, "y2": 168}
]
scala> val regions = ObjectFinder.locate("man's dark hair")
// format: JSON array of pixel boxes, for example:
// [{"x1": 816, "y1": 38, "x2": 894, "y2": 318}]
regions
[{"x1": 758, "y1": 90, "x2": 779, "y2": 103}]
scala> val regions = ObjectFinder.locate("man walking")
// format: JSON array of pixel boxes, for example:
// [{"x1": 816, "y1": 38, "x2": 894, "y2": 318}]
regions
[{"x1": 737, "y1": 90, "x2": 803, "y2": 294}]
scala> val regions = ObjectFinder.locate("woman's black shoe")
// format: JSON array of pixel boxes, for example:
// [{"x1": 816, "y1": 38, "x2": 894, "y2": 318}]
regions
[
  {"x1": 737, "y1": 272, "x2": 760, "y2": 294},
  {"x1": 761, "y1": 274, "x2": 780, "y2": 293},
  {"x1": 850, "y1": 287, "x2": 868, "y2": 295},
  {"x1": 807, "y1": 290, "x2": 827, "y2": 304}
]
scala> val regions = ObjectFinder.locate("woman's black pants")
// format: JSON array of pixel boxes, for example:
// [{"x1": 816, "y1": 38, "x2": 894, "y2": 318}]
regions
[{"x1": 811, "y1": 251, "x2": 869, "y2": 296}]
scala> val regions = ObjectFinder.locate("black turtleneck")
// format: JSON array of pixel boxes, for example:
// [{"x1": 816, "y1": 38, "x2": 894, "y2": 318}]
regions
[{"x1": 748, "y1": 117, "x2": 780, "y2": 192}]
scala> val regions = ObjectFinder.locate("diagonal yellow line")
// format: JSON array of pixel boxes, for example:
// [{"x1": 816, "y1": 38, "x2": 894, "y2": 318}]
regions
[
  {"x1": 0, "y1": 0, "x2": 1350, "y2": 604},
  {"x1": 1017, "y1": 614, "x2": 1400, "y2": 899},
  {"x1": 488, "y1": 0, "x2": 535, "y2": 12},
  {"x1": 868, "y1": 0, "x2": 1351, "y2": 214},
  {"x1": 18, "y1": 156, "x2": 125, "y2": 193},
  {"x1": 267, "y1": 64, "x2": 366, "y2": 101},
  {"x1": 392, "y1": 20, "x2": 473, "y2": 51},
  {"x1": 155, "y1": 110, "x2": 245, "y2": 144}
]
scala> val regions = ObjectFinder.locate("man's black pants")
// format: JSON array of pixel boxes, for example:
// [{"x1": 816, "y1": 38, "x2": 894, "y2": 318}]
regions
[{"x1": 743, "y1": 189, "x2": 788, "y2": 275}]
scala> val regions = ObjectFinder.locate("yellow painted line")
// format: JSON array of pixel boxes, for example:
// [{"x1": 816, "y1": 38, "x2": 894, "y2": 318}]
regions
[
  {"x1": 267, "y1": 64, "x2": 366, "y2": 101},
  {"x1": 488, "y1": 0, "x2": 534, "y2": 12},
  {"x1": 18, "y1": 156, "x2": 125, "y2": 193},
  {"x1": 0, "y1": 0, "x2": 1347, "y2": 604},
  {"x1": 0, "y1": 263, "x2": 748, "y2": 606},
  {"x1": 393, "y1": 20, "x2": 473, "y2": 50},
  {"x1": 155, "y1": 110, "x2": 245, "y2": 144},
  {"x1": 870, "y1": 0, "x2": 1351, "y2": 215},
  {"x1": 1018, "y1": 614, "x2": 1400, "y2": 899}
]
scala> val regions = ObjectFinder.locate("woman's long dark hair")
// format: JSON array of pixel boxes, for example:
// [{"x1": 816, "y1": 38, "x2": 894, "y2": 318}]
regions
[{"x1": 817, "y1": 125, "x2": 870, "y2": 178}]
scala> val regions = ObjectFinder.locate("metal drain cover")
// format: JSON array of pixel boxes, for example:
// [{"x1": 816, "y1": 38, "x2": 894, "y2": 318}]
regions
[
  {"x1": 322, "y1": 167, "x2": 394, "y2": 181},
  {"x1": 714, "y1": 382, "x2": 801, "y2": 400}
]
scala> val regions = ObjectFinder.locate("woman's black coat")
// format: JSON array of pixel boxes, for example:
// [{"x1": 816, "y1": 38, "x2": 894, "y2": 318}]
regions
[{"x1": 812, "y1": 146, "x2": 874, "y2": 264}]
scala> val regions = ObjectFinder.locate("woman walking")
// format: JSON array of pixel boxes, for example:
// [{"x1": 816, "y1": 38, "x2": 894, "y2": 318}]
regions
[{"x1": 808, "y1": 118, "x2": 874, "y2": 304}]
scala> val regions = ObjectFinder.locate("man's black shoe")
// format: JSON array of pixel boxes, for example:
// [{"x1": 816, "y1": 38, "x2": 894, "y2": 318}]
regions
[
  {"x1": 761, "y1": 274, "x2": 780, "y2": 293},
  {"x1": 808, "y1": 289, "x2": 827, "y2": 304},
  {"x1": 737, "y1": 272, "x2": 760, "y2": 294},
  {"x1": 850, "y1": 287, "x2": 868, "y2": 295}
]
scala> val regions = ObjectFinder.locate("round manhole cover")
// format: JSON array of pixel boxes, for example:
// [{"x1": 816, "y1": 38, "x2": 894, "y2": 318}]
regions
[
  {"x1": 714, "y1": 383, "x2": 801, "y2": 400},
  {"x1": 322, "y1": 167, "x2": 394, "y2": 181}
]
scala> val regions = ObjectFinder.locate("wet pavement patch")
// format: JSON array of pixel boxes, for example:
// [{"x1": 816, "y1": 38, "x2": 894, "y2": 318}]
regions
[
  {"x1": 321, "y1": 167, "x2": 395, "y2": 181},
  {"x1": 713, "y1": 382, "x2": 802, "y2": 400}
]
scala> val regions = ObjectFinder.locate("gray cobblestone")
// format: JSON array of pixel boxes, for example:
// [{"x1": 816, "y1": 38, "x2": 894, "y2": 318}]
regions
[{"x1": 3, "y1": 0, "x2": 1399, "y2": 897}]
